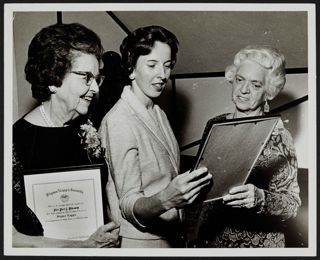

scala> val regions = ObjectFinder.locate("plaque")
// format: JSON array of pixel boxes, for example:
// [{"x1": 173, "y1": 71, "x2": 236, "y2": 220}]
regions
[
  {"x1": 194, "y1": 115, "x2": 280, "y2": 203},
  {"x1": 22, "y1": 164, "x2": 107, "y2": 240}
]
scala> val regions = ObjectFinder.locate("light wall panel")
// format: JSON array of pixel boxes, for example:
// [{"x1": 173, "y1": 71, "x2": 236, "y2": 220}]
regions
[
  {"x1": 13, "y1": 12, "x2": 57, "y2": 121},
  {"x1": 62, "y1": 12, "x2": 126, "y2": 53}
]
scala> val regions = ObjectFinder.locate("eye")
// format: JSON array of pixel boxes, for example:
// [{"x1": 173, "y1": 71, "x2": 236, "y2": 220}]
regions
[
  {"x1": 252, "y1": 83, "x2": 262, "y2": 89},
  {"x1": 85, "y1": 72, "x2": 94, "y2": 84},
  {"x1": 147, "y1": 63, "x2": 156, "y2": 68},
  {"x1": 235, "y1": 76, "x2": 243, "y2": 83},
  {"x1": 164, "y1": 63, "x2": 172, "y2": 69}
]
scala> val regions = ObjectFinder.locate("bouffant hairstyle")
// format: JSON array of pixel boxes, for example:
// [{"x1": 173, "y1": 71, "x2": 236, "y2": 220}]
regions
[
  {"x1": 225, "y1": 45, "x2": 286, "y2": 100},
  {"x1": 25, "y1": 23, "x2": 104, "y2": 101},
  {"x1": 120, "y1": 25, "x2": 179, "y2": 78}
]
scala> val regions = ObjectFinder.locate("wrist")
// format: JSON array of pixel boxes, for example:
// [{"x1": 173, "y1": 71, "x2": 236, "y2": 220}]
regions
[
  {"x1": 156, "y1": 189, "x2": 174, "y2": 211},
  {"x1": 81, "y1": 239, "x2": 92, "y2": 248},
  {"x1": 255, "y1": 188, "x2": 265, "y2": 214}
]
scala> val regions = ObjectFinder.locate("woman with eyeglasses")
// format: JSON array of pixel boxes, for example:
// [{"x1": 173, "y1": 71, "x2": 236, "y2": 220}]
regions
[{"x1": 12, "y1": 23, "x2": 119, "y2": 247}]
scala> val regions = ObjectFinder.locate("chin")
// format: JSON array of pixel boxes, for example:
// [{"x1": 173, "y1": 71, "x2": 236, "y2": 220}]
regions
[
  {"x1": 150, "y1": 91, "x2": 163, "y2": 99},
  {"x1": 235, "y1": 104, "x2": 250, "y2": 111},
  {"x1": 76, "y1": 106, "x2": 89, "y2": 116}
]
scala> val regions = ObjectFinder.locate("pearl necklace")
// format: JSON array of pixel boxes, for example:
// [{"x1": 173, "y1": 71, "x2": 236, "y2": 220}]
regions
[{"x1": 40, "y1": 103, "x2": 56, "y2": 127}]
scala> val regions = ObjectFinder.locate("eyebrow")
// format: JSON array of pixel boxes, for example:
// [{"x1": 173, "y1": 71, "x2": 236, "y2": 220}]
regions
[
  {"x1": 146, "y1": 59, "x2": 172, "y2": 63},
  {"x1": 236, "y1": 74, "x2": 263, "y2": 85},
  {"x1": 73, "y1": 70, "x2": 100, "y2": 76},
  {"x1": 251, "y1": 80, "x2": 263, "y2": 85}
]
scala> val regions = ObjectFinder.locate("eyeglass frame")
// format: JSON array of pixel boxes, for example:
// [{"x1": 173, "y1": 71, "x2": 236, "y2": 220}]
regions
[{"x1": 71, "y1": 71, "x2": 105, "y2": 87}]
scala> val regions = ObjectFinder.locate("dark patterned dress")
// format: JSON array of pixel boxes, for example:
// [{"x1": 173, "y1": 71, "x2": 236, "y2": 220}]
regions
[
  {"x1": 184, "y1": 114, "x2": 301, "y2": 248},
  {"x1": 12, "y1": 117, "x2": 103, "y2": 236}
]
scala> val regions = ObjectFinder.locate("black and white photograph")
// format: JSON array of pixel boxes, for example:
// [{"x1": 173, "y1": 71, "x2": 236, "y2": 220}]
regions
[{"x1": 3, "y1": 2, "x2": 317, "y2": 257}]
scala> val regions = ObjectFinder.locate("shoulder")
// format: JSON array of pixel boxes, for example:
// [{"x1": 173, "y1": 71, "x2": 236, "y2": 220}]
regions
[
  {"x1": 13, "y1": 117, "x2": 26, "y2": 131},
  {"x1": 205, "y1": 113, "x2": 230, "y2": 128},
  {"x1": 99, "y1": 100, "x2": 135, "y2": 140},
  {"x1": 213, "y1": 113, "x2": 230, "y2": 121},
  {"x1": 101, "y1": 99, "x2": 132, "y2": 125},
  {"x1": 271, "y1": 118, "x2": 296, "y2": 151},
  {"x1": 13, "y1": 117, "x2": 35, "y2": 141},
  {"x1": 22, "y1": 106, "x2": 46, "y2": 127},
  {"x1": 273, "y1": 119, "x2": 293, "y2": 139}
]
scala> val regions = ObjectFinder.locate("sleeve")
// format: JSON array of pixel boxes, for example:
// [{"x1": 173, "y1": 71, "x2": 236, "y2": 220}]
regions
[
  {"x1": 256, "y1": 123, "x2": 301, "y2": 220},
  {"x1": 12, "y1": 144, "x2": 44, "y2": 236},
  {"x1": 103, "y1": 115, "x2": 146, "y2": 228}
]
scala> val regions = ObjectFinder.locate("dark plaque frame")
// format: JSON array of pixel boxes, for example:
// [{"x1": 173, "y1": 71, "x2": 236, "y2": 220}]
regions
[{"x1": 194, "y1": 115, "x2": 280, "y2": 202}]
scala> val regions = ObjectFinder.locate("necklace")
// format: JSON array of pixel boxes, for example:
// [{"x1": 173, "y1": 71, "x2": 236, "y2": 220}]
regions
[{"x1": 40, "y1": 103, "x2": 56, "y2": 127}]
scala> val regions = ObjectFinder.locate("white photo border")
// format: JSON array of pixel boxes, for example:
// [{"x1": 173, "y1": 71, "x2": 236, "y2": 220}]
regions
[{"x1": 3, "y1": 2, "x2": 317, "y2": 257}]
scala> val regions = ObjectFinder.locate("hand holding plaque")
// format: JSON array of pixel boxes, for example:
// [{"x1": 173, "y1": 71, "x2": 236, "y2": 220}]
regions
[{"x1": 193, "y1": 116, "x2": 280, "y2": 203}]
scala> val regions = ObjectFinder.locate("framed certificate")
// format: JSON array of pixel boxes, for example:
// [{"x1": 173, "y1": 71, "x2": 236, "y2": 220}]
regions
[
  {"x1": 194, "y1": 115, "x2": 280, "y2": 203},
  {"x1": 22, "y1": 164, "x2": 108, "y2": 240}
]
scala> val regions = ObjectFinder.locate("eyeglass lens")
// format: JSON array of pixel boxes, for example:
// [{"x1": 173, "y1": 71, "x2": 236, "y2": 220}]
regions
[
  {"x1": 86, "y1": 73, "x2": 104, "y2": 86},
  {"x1": 72, "y1": 71, "x2": 104, "y2": 87}
]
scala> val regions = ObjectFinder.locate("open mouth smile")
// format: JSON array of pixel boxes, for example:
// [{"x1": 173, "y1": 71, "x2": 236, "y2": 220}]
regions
[
  {"x1": 81, "y1": 95, "x2": 93, "y2": 103},
  {"x1": 152, "y1": 82, "x2": 166, "y2": 91}
]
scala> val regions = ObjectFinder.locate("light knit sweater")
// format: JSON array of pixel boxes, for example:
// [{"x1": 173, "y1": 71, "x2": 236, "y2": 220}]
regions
[{"x1": 99, "y1": 86, "x2": 180, "y2": 241}]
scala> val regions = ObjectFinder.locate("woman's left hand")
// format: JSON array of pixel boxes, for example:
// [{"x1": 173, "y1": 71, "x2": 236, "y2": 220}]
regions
[
  {"x1": 222, "y1": 184, "x2": 264, "y2": 209},
  {"x1": 85, "y1": 222, "x2": 120, "y2": 248}
]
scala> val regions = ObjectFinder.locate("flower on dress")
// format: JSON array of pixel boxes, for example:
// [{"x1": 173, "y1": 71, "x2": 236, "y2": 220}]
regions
[{"x1": 78, "y1": 119, "x2": 103, "y2": 161}]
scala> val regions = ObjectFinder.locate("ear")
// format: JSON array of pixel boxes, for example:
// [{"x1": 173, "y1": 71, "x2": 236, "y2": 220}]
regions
[
  {"x1": 48, "y1": 85, "x2": 58, "y2": 94},
  {"x1": 265, "y1": 92, "x2": 277, "y2": 101},
  {"x1": 129, "y1": 70, "x2": 136, "y2": 81}
]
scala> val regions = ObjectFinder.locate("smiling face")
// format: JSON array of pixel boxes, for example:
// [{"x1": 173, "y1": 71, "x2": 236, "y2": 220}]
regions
[
  {"x1": 130, "y1": 41, "x2": 172, "y2": 107},
  {"x1": 232, "y1": 59, "x2": 268, "y2": 116},
  {"x1": 52, "y1": 52, "x2": 100, "y2": 120}
]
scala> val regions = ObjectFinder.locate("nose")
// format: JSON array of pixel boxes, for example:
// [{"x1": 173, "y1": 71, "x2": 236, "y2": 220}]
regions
[
  {"x1": 158, "y1": 65, "x2": 166, "y2": 79},
  {"x1": 240, "y1": 80, "x2": 250, "y2": 93},
  {"x1": 89, "y1": 79, "x2": 99, "y2": 93}
]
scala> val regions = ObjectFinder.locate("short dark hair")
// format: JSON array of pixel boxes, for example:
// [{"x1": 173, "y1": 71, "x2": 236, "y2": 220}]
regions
[
  {"x1": 25, "y1": 23, "x2": 104, "y2": 101},
  {"x1": 120, "y1": 25, "x2": 179, "y2": 77}
]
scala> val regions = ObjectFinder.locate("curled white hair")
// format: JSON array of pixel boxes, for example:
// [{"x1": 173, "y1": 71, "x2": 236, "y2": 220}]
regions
[{"x1": 225, "y1": 45, "x2": 286, "y2": 100}]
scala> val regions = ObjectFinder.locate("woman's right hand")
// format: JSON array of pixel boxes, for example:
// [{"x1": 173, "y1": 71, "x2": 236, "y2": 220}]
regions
[
  {"x1": 84, "y1": 222, "x2": 120, "y2": 248},
  {"x1": 160, "y1": 167, "x2": 212, "y2": 210}
]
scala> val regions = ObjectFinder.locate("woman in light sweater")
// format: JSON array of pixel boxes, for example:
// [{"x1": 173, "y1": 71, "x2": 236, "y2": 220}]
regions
[{"x1": 99, "y1": 25, "x2": 212, "y2": 248}]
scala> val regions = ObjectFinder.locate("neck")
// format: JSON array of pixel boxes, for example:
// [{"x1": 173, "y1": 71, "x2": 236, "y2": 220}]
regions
[
  {"x1": 233, "y1": 107, "x2": 263, "y2": 119},
  {"x1": 41, "y1": 100, "x2": 76, "y2": 127},
  {"x1": 131, "y1": 82, "x2": 154, "y2": 109}
]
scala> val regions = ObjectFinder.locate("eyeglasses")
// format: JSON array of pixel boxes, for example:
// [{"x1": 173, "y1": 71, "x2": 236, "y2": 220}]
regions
[{"x1": 71, "y1": 71, "x2": 105, "y2": 87}]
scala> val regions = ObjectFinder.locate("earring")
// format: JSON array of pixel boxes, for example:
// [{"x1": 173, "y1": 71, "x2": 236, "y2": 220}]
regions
[
  {"x1": 264, "y1": 99, "x2": 270, "y2": 113},
  {"x1": 48, "y1": 86, "x2": 56, "y2": 94},
  {"x1": 129, "y1": 74, "x2": 135, "y2": 80}
]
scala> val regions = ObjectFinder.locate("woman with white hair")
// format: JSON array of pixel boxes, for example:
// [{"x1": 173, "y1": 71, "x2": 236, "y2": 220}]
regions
[{"x1": 185, "y1": 45, "x2": 301, "y2": 248}]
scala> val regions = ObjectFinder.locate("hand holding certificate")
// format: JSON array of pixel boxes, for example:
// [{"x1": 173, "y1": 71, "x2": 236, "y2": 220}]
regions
[{"x1": 23, "y1": 164, "x2": 108, "y2": 240}]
